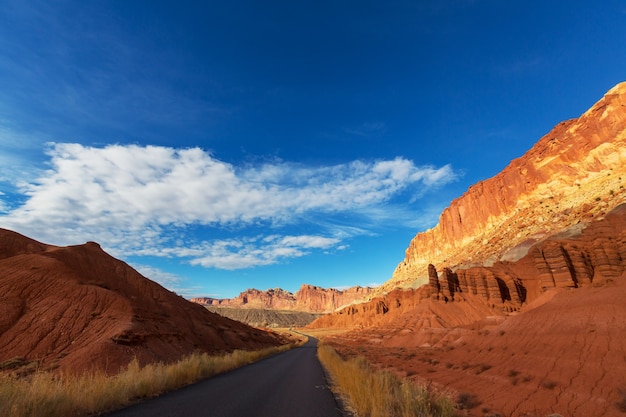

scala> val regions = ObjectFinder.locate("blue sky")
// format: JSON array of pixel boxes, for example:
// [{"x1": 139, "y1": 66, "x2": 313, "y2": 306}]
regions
[{"x1": 0, "y1": 1, "x2": 625, "y2": 298}]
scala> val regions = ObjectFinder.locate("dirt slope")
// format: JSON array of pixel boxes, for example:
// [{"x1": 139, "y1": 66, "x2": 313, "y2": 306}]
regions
[{"x1": 0, "y1": 229, "x2": 284, "y2": 374}]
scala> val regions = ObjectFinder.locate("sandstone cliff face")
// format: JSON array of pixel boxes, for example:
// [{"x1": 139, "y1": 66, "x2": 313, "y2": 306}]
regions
[
  {"x1": 388, "y1": 82, "x2": 626, "y2": 291},
  {"x1": 191, "y1": 288, "x2": 297, "y2": 310},
  {"x1": 429, "y1": 206, "x2": 626, "y2": 310},
  {"x1": 294, "y1": 284, "x2": 373, "y2": 313},
  {"x1": 192, "y1": 284, "x2": 374, "y2": 313}
]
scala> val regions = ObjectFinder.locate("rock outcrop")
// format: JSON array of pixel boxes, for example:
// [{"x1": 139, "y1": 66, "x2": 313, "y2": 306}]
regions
[
  {"x1": 388, "y1": 82, "x2": 626, "y2": 291},
  {"x1": 192, "y1": 283, "x2": 374, "y2": 313},
  {"x1": 0, "y1": 229, "x2": 284, "y2": 374},
  {"x1": 294, "y1": 284, "x2": 374, "y2": 313},
  {"x1": 192, "y1": 288, "x2": 297, "y2": 310}
]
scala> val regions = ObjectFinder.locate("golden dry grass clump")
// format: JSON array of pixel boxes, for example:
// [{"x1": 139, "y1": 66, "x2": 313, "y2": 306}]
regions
[
  {"x1": 0, "y1": 343, "x2": 300, "y2": 417},
  {"x1": 317, "y1": 343, "x2": 455, "y2": 417}
]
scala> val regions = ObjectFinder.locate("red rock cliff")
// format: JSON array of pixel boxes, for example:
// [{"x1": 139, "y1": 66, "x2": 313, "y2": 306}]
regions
[
  {"x1": 294, "y1": 284, "x2": 374, "y2": 313},
  {"x1": 192, "y1": 284, "x2": 374, "y2": 313},
  {"x1": 388, "y1": 82, "x2": 626, "y2": 291},
  {"x1": 191, "y1": 288, "x2": 297, "y2": 310}
]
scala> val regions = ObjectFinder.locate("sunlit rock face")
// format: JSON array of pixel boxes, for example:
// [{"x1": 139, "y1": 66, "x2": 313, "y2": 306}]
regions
[
  {"x1": 387, "y1": 82, "x2": 626, "y2": 292},
  {"x1": 192, "y1": 284, "x2": 375, "y2": 313}
]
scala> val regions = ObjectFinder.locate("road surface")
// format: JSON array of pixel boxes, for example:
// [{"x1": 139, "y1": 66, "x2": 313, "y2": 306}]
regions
[{"x1": 104, "y1": 337, "x2": 344, "y2": 417}]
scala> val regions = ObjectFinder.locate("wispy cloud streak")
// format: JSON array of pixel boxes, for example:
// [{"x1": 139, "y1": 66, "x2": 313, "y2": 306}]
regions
[{"x1": 0, "y1": 143, "x2": 457, "y2": 268}]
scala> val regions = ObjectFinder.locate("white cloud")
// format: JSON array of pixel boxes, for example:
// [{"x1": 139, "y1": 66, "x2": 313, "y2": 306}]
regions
[
  {"x1": 187, "y1": 234, "x2": 342, "y2": 270},
  {"x1": 133, "y1": 264, "x2": 183, "y2": 288},
  {"x1": 0, "y1": 143, "x2": 457, "y2": 268}
]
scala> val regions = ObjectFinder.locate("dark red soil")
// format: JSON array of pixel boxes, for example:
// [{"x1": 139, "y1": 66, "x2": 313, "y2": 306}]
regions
[{"x1": 0, "y1": 229, "x2": 285, "y2": 374}]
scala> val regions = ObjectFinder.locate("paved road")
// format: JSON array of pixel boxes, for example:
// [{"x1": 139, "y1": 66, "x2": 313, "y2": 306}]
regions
[{"x1": 104, "y1": 337, "x2": 344, "y2": 417}]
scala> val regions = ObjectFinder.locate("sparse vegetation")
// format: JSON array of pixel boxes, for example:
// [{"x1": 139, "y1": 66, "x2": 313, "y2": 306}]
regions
[
  {"x1": 0, "y1": 342, "x2": 301, "y2": 417},
  {"x1": 317, "y1": 343, "x2": 455, "y2": 417},
  {"x1": 616, "y1": 387, "x2": 626, "y2": 413},
  {"x1": 0, "y1": 357, "x2": 31, "y2": 371},
  {"x1": 456, "y1": 392, "x2": 480, "y2": 410},
  {"x1": 541, "y1": 380, "x2": 558, "y2": 390},
  {"x1": 475, "y1": 363, "x2": 492, "y2": 374},
  {"x1": 508, "y1": 369, "x2": 521, "y2": 385}
]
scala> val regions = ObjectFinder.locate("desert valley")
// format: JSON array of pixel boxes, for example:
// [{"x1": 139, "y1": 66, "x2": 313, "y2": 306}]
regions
[{"x1": 1, "y1": 82, "x2": 626, "y2": 416}]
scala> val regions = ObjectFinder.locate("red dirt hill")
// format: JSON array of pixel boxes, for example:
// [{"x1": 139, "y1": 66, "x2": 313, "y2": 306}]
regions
[{"x1": 0, "y1": 229, "x2": 285, "y2": 374}]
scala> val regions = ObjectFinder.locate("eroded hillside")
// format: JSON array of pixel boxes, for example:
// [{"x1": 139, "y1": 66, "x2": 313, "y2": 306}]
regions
[
  {"x1": 192, "y1": 283, "x2": 374, "y2": 313},
  {"x1": 0, "y1": 229, "x2": 285, "y2": 375}
]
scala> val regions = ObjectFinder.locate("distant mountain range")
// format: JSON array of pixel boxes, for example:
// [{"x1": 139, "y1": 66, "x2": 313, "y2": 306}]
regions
[{"x1": 191, "y1": 284, "x2": 374, "y2": 314}]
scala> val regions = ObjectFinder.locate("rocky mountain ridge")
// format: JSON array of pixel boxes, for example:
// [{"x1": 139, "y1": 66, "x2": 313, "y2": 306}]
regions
[
  {"x1": 388, "y1": 82, "x2": 626, "y2": 292},
  {"x1": 191, "y1": 284, "x2": 374, "y2": 313}
]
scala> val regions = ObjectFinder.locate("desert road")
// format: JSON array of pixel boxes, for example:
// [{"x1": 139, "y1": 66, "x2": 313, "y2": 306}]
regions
[{"x1": 104, "y1": 337, "x2": 345, "y2": 417}]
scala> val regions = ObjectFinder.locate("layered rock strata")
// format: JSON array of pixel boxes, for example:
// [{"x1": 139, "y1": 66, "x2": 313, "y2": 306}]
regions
[
  {"x1": 388, "y1": 82, "x2": 626, "y2": 291},
  {"x1": 192, "y1": 288, "x2": 297, "y2": 310},
  {"x1": 192, "y1": 283, "x2": 374, "y2": 313}
]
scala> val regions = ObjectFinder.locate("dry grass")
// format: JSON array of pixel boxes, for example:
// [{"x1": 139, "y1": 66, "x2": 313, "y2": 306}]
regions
[
  {"x1": 317, "y1": 344, "x2": 455, "y2": 417},
  {"x1": 0, "y1": 342, "x2": 300, "y2": 417},
  {"x1": 301, "y1": 328, "x2": 353, "y2": 338},
  {"x1": 615, "y1": 387, "x2": 626, "y2": 412}
]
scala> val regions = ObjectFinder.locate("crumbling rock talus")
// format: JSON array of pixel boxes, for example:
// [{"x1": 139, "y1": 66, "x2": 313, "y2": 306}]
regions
[
  {"x1": 192, "y1": 283, "x2": 374, "y2": 313},
  {"x1": 388, "y1": 82, "x2": 626, "y2": 291},
  {"x1": 0, "y1": 229, "x2": 284, "y2": 374}
]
